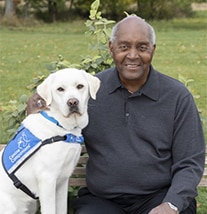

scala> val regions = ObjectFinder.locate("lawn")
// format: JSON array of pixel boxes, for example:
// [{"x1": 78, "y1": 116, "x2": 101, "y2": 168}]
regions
[
  {"x1": 0, "y1": 15, "x2": 206, "y2": 212},
  {"x1": 0, "y1": 20, "x2": 89, "y2": 104}
]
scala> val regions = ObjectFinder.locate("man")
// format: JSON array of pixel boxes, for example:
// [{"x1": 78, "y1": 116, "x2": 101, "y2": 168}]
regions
[{"x1": 28, "y1": 16, "x2": 205, "y2": 214}]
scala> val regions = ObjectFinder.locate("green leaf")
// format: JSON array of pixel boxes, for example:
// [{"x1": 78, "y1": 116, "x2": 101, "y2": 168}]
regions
[
  {"x1": 17, "y1": 104, "x2": 26, "y2": 112},
  {"x1": 89, "y1": 10, "x2": 97, "y2": 20},
  {"x1": 85, "y1": 20, "x2": 93, "y2": 27},
  {"x1": 19, "y1": 94, "x2": 28, "y2": 103},
  {"x1": 96, "y1": 11, "x2": 102, "y2": 19},
  {"x1": 91, "y1": 0, "x2": 100, "y2": 11}
]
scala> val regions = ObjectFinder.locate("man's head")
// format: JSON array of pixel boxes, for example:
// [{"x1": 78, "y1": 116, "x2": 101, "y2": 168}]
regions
[{"x1": 109, "y1": 16, "x2": 156, "y2": 91}]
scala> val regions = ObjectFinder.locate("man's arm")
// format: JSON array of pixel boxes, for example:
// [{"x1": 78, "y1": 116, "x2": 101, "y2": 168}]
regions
[{"x1": 152, "y1": 94, "x2": 205, "y2": 213}]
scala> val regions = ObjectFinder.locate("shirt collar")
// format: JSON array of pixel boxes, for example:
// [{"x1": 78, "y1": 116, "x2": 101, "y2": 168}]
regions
[
  {"x1": 108, "y1": 66, "x2": 160, "y2": 101},
  {"x1": 107, "y1": 67, "x2": 122, "y2": 94},
  {"x1": 141, "y1": 66, "x2": 160, "y2": 101}
]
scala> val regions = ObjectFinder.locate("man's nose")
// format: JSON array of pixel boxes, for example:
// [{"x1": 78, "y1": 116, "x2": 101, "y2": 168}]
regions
[{"x1": 127, "y1": 48, "x2": 139, "y2": 59}]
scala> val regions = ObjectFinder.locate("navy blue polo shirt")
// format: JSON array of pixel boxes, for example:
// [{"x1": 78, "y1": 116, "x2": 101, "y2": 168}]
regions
[{"x1": 83, "y1": 66, "x2": 205, "y2": 211}]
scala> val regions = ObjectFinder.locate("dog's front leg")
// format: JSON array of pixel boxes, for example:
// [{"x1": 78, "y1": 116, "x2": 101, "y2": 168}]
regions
[
  {"x1": 56, "y1": 179, "x2": 69, "y2": 214},
  {"x1": 38, "y1": 179, "x2": 57, "y2": 214}
]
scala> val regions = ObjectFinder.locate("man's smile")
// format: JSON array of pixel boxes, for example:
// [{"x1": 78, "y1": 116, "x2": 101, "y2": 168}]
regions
[{"x1": 125, "y1": 63, "x2": 140, "y2": 68}]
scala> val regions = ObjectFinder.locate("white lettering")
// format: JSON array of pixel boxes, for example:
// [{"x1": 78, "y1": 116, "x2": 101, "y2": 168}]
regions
[{"x1": 9, "y1": 144, "x2": 31, "y2": 163}]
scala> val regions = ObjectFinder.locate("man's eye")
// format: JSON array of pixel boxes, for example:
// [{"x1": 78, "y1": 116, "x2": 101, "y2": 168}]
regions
[
  {"x1": 139, "y1": 45, "x2": 148, "y2": 51},
  {"x1": 57, "y1": 87, "x2": 64, "y2": 91},
  {"x1": 77, "y1": 84, "x2": 84, "y2": 89},
  {"x1": 119, "y1": 45, "x2": 128, "y2": 51}
]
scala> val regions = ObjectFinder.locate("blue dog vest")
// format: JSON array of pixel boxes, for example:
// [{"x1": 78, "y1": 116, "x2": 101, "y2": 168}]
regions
[
  {"x1": 3, "y1": 125, "x2": 41, "y2": 174},
  {"x1": 2, "y1": 111, "x2": 84, "y2": 199}
]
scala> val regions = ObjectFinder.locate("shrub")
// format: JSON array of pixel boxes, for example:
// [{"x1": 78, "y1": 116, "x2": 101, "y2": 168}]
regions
[{"x1": 137, "y1": 0, "x2": 194, "y2": 20}]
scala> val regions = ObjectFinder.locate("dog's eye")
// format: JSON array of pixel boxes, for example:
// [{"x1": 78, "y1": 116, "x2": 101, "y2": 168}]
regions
[
  {"x1": 57, "y1": 87, "x2": 64, "y2": 92},
  {"x1": 77, "y1": 84, "x2": 84, "y2": 89}
]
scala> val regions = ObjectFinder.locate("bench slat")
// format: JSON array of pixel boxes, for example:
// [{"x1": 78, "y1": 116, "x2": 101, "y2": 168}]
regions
[
  {"x1": 73, "y1": 167, "x2": 86, "y2": 175},
  {"x1": 203, "y1": 168, "x2": 207, "y2": 176},
  {"x1": 69, "y1": 178, "x2": 86, "y2": 187},
  {"x1": 199, "y1": 178, "x2": 207, "y2": 187},
  {"x1": 78, "y1": 156, "x2": 88, "y2": 164}
]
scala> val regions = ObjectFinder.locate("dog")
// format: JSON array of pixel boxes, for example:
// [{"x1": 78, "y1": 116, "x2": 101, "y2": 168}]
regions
[{"x1": 0, "y1": 68, "x2": 100, "y2": 214}]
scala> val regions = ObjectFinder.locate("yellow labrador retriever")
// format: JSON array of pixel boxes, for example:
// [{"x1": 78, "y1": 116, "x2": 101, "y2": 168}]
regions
[{"x1": 0, "y1": 68, "x2": 100, "y2": 214}]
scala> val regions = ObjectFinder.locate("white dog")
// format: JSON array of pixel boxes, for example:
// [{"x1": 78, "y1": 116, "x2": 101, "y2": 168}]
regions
[{"x1": 0, "y1": 68, "x2": 100, "y2": 214}]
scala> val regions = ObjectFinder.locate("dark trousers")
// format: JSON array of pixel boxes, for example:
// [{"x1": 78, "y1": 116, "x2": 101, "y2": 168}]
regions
[{"x1": 72, "y1": 187, "x2": 196, "y2": 214}]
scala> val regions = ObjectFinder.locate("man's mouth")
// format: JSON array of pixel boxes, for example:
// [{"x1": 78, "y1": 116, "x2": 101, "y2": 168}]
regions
[{"x1": 125, "y1": 64, "x2": 140, "y2": 68}]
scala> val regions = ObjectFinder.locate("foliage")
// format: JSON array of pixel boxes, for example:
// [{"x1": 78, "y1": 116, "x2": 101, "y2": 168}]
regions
[
  {"x1": 46, "y1": 0, "x2": 115, "y2": 75},
  {"x1": 74, "y1": 0, "x2": 136, "y2": 19},
  {"x1": 2, "y1": 0, "x2": 199, "y2": 23},
  {"x1": 81, "y1": 0, "x2": 115, "y2": 73},
  {"x1": 29, "y1": 0, "x2": 67, "y2": 22},
  {"x1": 195, "y1": 0, "x2": 207, "y2": 2},
  {"x1": 137, "y1": 0, "x2": 194, "y2": 20},
  {"x1": 1, "y1": 95, "x2": 28, "y2": 140}
]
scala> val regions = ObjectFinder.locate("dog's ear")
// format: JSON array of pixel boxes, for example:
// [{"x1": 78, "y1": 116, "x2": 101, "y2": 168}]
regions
[
  {"x1": 83, "y1": 71, "x2": 100, "y2": 100},
  {"x1": 36, "y1": 74, "x2": 54, "y2": 105}
]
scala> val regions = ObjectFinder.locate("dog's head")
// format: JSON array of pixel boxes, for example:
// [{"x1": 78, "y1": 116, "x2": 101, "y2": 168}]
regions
[{"x1": 36, "y1": 68, "x2": 100, "y2": 120}]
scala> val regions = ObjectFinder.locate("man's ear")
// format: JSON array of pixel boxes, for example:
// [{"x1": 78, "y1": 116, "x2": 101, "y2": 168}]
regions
[
  {"x1": 109, "y1": 41, "x2": 113, "y2": 57},
  {"x1": 151, "y1": 44, "x2": 156, "y2": 56},
  {"x1": 36, "y1": 74, "x2": 54, "y2": 106}
]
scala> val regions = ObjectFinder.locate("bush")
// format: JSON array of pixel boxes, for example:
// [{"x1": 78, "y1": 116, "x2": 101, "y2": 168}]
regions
[{"x1": 137, "y1": 0, "x2": 194, "y2": 20}]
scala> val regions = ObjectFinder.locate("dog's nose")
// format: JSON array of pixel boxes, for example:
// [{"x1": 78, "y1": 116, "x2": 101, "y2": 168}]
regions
[{"x1": 67, "y1": 98, "x2": 79, "y2": 107}]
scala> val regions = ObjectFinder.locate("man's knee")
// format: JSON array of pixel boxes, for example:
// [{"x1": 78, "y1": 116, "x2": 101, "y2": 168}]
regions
[{"x1": 72, "y1": 188, "x2": 126, "y2": 214}]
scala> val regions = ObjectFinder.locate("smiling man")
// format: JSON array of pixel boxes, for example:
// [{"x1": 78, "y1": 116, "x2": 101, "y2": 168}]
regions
[
  {"x1": 27, "y1": 16, "x2": 205, "y2": 214},
  {"x1": 72, "y1": 16, "x2": 205, "y2": 214},
  {"x1": 109, "y1": 16, "x2": 156, "y2": 94}
]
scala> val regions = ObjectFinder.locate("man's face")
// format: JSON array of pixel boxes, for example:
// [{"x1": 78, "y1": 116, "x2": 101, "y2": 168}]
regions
[{"x1": 109, "y1": 17, "x2": 156, "y2": 88}]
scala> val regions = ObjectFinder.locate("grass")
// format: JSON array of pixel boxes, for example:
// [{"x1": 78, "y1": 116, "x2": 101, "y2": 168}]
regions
[
  {"x1": 0, "y1": 15, "x2": 206, "y2": 213},
  {"x1": 0, "y1": 20, "x2": 89, "y2": 104},
  {"x1": 197, "y1": 187, "x2": 207, "y2": 214}
]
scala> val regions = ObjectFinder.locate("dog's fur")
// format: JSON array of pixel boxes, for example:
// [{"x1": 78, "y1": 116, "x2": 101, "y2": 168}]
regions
[{"x1": 0, "y1": 68, "x2": 100, "y2": 214}]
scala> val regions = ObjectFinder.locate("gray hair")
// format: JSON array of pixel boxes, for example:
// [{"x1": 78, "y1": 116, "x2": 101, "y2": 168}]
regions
[{"x1": 110, "y1": 16, "x2": 156, "y2": 46}]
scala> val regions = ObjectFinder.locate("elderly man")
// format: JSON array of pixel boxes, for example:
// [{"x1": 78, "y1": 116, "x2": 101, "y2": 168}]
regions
[{"x1": 28, "y1": 16, "x2": 205, "y2": 214}]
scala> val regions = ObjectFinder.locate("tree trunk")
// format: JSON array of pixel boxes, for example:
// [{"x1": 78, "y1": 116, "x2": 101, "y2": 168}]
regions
[
  {"x1": 48, "y1": 0, "x2": 57, "y2": 22},
  {"x1": 69, "y1": 0, "x2": 74, "y2": 11},
  {"x1": 5, "y1": 0, "x2": 15, "y2": 17}
]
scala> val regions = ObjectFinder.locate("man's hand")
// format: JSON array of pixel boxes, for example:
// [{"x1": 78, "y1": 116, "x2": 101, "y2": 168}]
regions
[
  {"x1": 148, "y1": 203, "x2": 177, "y2": 214},
  {"x1": 26, "y1": 93, "x2": 49, "y2": 115}
]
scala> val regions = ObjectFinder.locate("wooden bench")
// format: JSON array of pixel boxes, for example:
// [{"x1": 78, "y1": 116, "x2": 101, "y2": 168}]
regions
[{"x1": 0, "y1": 144, "x2": 207, "y2": 187}]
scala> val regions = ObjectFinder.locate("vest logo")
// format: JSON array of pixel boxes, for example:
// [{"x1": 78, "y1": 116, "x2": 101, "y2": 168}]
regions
[
  {"x1": 3, "y1": 125, "x2": 41, "y2": 173},
  {"x1": 9, "y1": 131, "x2": 31, "y2": 164},
  {"x1": 17, "y1": 131, "x2": 30, "y2": 149}
]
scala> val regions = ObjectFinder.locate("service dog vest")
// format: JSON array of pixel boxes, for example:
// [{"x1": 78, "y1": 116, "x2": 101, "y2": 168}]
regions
[
  {"x1": 3, "y1": 125, "x2": 41, "y2": 174},
  {"x1": 2, "y1": 111, "x2": 84, "y2": 199}
]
